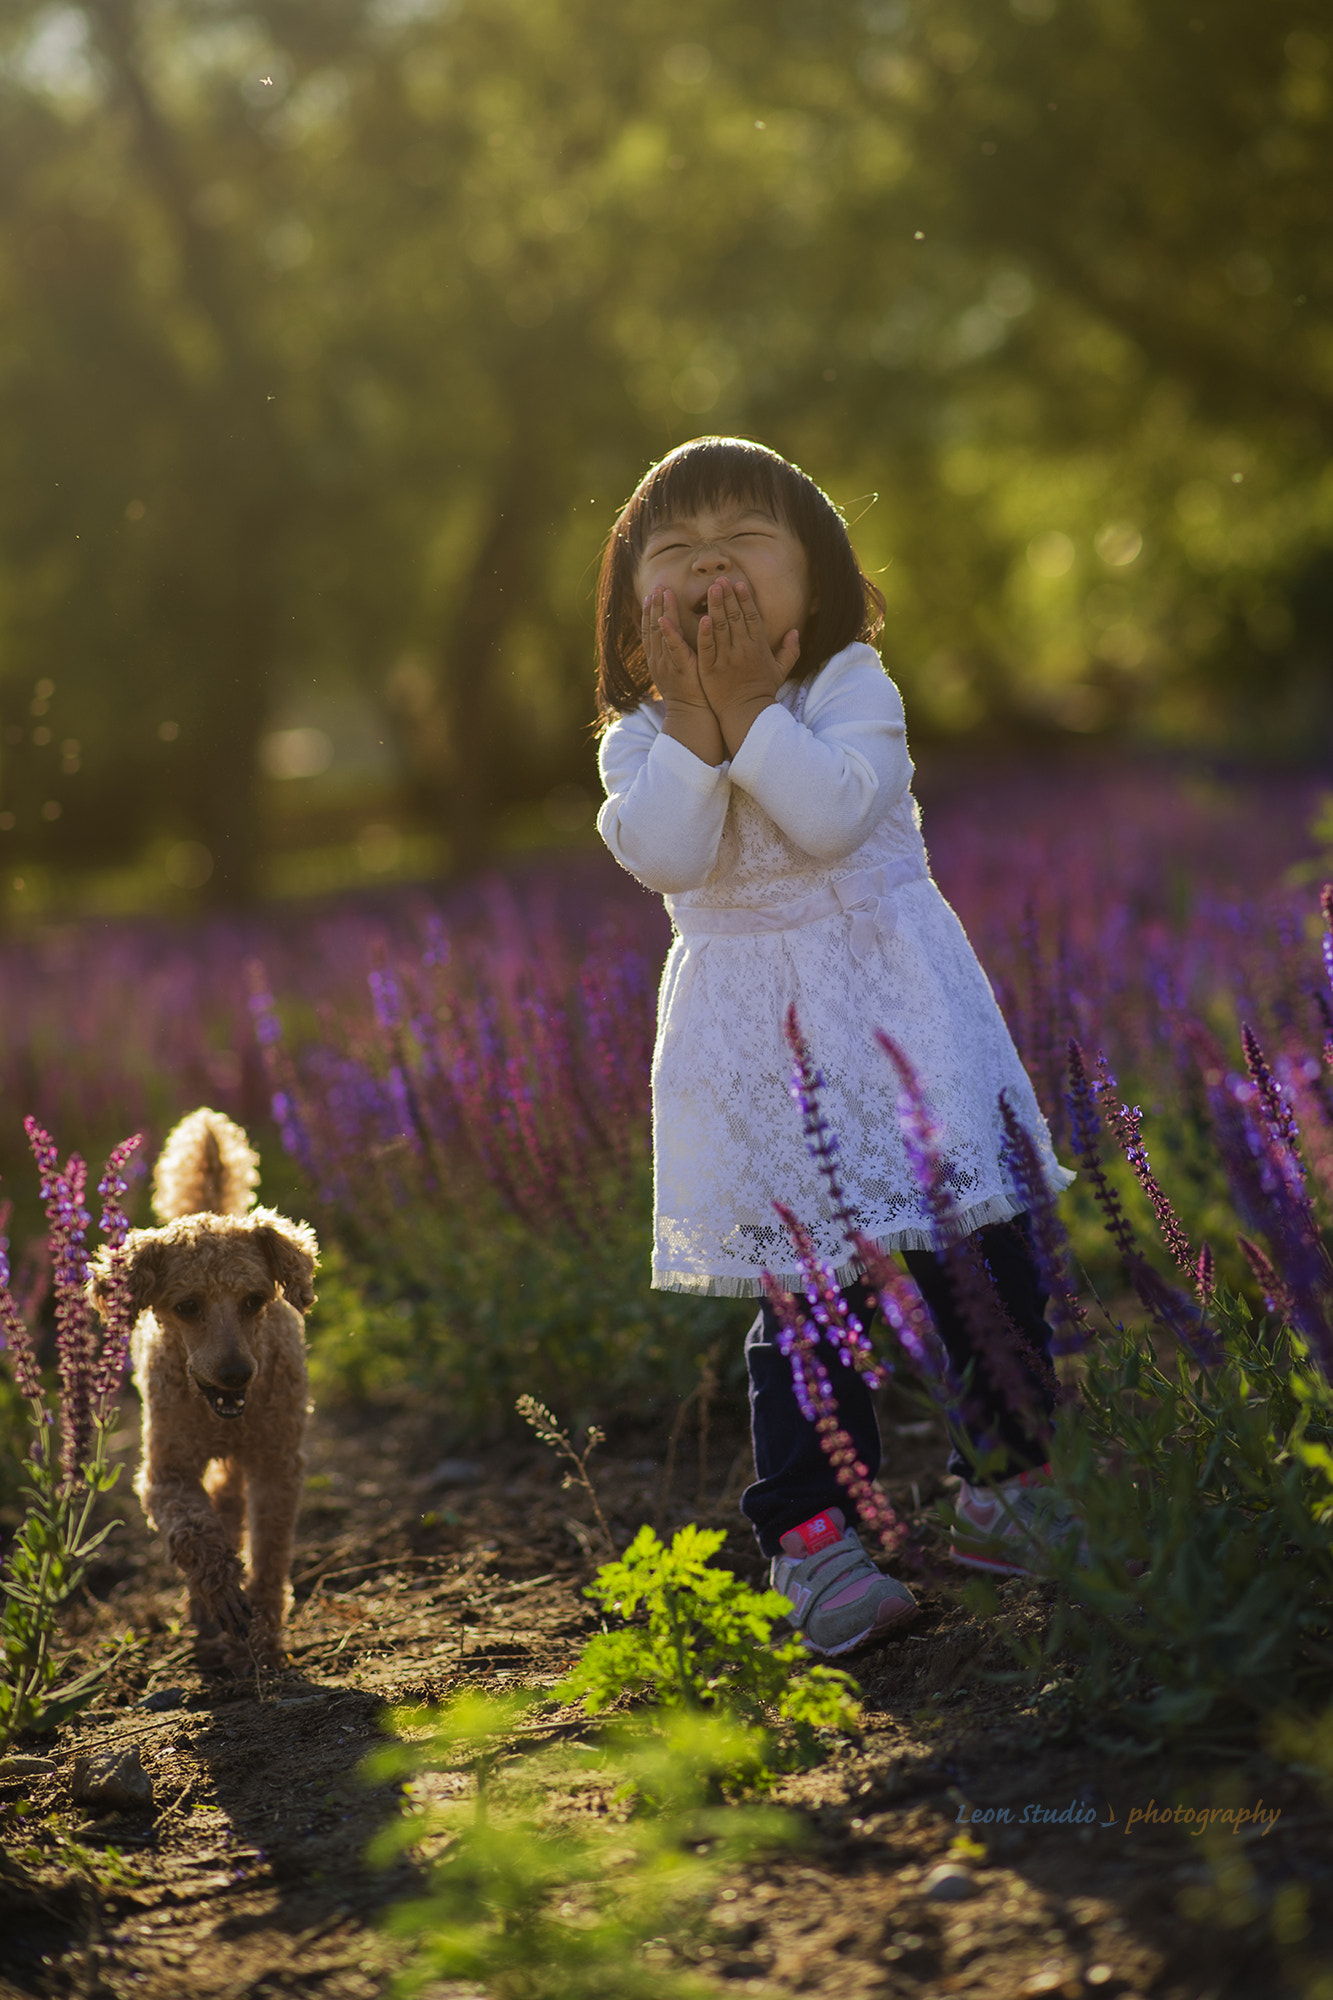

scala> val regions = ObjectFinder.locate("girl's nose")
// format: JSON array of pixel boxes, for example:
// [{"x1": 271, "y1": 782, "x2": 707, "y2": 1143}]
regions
[{"x1": 692, "y1": 547, "x2": 732, "y2": 575}]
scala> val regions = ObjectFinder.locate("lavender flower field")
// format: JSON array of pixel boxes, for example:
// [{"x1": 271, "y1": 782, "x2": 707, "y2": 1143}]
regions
[
  {"x1": 5, "y1": 758, "x2": 1333, "y2": 2000},
  {"x1": 2, "y1": 761, "x2": 1331, "y2": 1428}
]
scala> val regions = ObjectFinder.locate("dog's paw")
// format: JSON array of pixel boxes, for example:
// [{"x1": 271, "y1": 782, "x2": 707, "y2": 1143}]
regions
[
  {"x1": 224, "y1": 1616, "x2": 286, "y2": 1677},
  {"x1": 198, "y1": 1582, "x2": 251, "y2": 1640}
]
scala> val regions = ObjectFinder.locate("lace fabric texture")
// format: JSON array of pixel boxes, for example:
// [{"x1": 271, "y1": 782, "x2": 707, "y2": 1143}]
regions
[{"x1": 605, "y1": 665, "x2": 1074, "y2": 1297}]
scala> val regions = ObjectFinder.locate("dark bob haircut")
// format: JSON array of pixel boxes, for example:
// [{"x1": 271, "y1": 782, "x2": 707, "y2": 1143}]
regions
[{"x1": 594, "y1": 436, "x2": 885, "y2": 725}]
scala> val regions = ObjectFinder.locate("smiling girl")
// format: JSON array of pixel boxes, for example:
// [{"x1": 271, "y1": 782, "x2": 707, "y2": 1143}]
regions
[{"x1": 594, "y1": 437, "x2": 1076, "y2": 1657}]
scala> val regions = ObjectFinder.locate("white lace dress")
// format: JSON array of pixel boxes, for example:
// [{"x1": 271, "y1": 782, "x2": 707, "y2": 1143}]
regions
[{"x1": 597, "y1": 642, "x2": 1074, "y2": 1296}]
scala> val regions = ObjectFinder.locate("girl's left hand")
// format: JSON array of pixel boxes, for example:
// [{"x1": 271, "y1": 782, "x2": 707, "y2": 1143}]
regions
[{"x1": 697, "y1": 576, "x2": 801, "y2": 757}]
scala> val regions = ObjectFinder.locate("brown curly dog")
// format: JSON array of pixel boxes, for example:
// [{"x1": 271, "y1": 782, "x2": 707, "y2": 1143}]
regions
[{"x1": 92, "y1": 1108, "x2": 317, "y2": 1673}]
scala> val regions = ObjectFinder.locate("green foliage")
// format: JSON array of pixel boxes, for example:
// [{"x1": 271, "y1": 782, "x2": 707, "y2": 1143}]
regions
[
  {"x1": 0, "y1": 1365, "x2": 28, "y2": 1516},
  {"x1": 1018, "y1": 1286, "x2": 1333, "y2": 1741},
  {"x1": 558, "y1": 1524, "x2": 862, "y2": 1755},
  {"x1": 1, "y1": 0, "x2": 1329, "y2": 917},
  {"x1": 367, "y1": 1694, "x2": 800, "y2": 1999},
  {"x1": 367, "y1": 1530, "x2": 862, "y2": 1994},
  {"x1": 309, "y1": 1170, "x2": 748, "y2": 1430},
  {"x1": 1, "y1": 1411, "x2": 129, "y2": 1755}
]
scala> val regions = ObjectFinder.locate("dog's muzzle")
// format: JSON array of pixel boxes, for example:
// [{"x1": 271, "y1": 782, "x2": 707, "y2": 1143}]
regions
[{"x1": 195, "y1": 1380, "x2": 248, "y2": 1420}]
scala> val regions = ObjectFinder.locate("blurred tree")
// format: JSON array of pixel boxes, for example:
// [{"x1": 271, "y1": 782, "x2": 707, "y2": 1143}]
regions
[{"x1": 0, "y1": 0, "x2": 1329, "y2": 910}]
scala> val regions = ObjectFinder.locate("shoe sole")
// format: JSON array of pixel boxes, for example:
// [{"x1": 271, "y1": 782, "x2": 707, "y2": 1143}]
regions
[{"x1": 801, "y1": 1594, "x2": 920, "y2": 1658}]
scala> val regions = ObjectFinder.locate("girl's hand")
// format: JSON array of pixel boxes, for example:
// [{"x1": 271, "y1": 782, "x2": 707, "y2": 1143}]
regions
[
  {"x1": 644, "y1": 588, "x2": 726, "y2": 766},
  {"x1": 696, "y1": 576, "x2": 802, "y2": 758}
]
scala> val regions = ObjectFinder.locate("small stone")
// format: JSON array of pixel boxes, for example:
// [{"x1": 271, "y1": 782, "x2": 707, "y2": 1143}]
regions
[
  {"x1": 426, "y1": 1458, "x2": 483, "y2": 1489},
  {"x1": 0, "y1": 1755, "x2": 55, "y2": 1778},
  {"x1": 923, "y1": 1862, "x2": 976, "y2": 1902},
  {"x1": 72, "y1": 1745, "x2": 154, "y2": 1812},
  {"x1": 140, "y1": 1687, "x2": 186, "y2": 1712}
]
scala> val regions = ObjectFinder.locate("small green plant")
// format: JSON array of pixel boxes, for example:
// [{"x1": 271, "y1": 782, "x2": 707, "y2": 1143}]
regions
[
  {"x1": 1024, "y1": 1285, "x2": 1333, "y2": 1739},
  {"x1": 517, "y1": 1395, "x2": 616, "y2": 1558},
  {"x1": 368, "y1": 1692, "x2": 798, "y2": 1999},
  {"x1": 1, "y1": 1127, "x2": 140, "y2": 1756},
  {"x1": 558, "y1": 1523, "x2": 862, "y2": 1757}
]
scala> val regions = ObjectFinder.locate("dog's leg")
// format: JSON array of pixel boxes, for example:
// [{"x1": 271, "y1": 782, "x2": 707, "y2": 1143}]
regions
[
  {"x1": 239, "y1": 1435, "x2": 306, "y2": 1670},
  {"x1": 143, "y1": 1462, "x2": 251, "y2": 1644},
  {"x1": 204, "y1": 1456, "x2": 247, "y2": 1553}
]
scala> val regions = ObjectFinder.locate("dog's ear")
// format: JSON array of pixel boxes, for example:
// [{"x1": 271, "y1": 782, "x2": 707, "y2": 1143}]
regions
[
  {"x1": 251, "y1": 1211, "x2": 319, "y2": 1314},
  {"x1": 89, "y1": 1232, "x2": 169, "y2": 1319}
]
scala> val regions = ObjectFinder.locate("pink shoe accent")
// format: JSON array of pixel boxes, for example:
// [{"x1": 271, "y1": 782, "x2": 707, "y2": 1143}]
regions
[
  {"x1": 779, "y1": 1508, "x2": 846, "y2": 1557},
  {"x1": 822, "y1": 1575, "x2": 876, "y2": 1610}
]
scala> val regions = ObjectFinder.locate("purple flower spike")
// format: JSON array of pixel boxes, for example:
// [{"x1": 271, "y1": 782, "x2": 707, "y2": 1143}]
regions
[
  {"x1": 1190, "y1": 1027, "x2": 1333, "y2": 1373},
  {"x1": 1237, "y1": 1235, "x2": 1294, "y2": 1323},
  {"x1": 6, "y1": 1122, "x2": 145, "y2": 1487},
  {"x1": 784, "y1": 1005, "x2": 860, "y2": 1250},
  {"x1": 851, "y1": 1230, "x2": 970, "y2": 1433},
  {"x1": 92, "y1": 1134, "x2": 143, "y2": 1411},
  {"x1": 26, "y1": 1121, "x2": 97, "y2": 1484},
  {"x1": 1069, "y1": 1041, "x2": 1222, "y2": 1367},
  {"x1": 1241, "y1": 1022, "x2": 1302, "y2": 1166},
  {"x1": 874, "y1": 1031, "x2": 960, "y2": 1247},
  {"x1": 998, "y1": 1091, "x2": 1092, "y2": 1355},
  {"x1": 1195, "y1": 1241, "x2": 1215, "y2": 1306},
  {"x1": 759, "y1": 1268, "x2": 908, "y2": 1561},
  {"x1": 0, "y1": 1204, "x2": 44, "y2": 1403},
  {"x1": 1091, "y1": 1056, "x2": 1197, "y2": 1279},
  {"x1": 1065, "y1": 1041, "x2": 1139, "y2": 1266},
  {"x1": 771, "y1": 1200, "x2": 884, "y2": 1387},
  {"x1": 873, "y1": 1035, "x2": 1056, "y2": 1429}
]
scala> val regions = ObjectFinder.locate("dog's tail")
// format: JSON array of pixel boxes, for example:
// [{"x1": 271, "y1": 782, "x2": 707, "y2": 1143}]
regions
[{"x1": 152, "y1": 1108, "x2": 260, "y2": 1221}]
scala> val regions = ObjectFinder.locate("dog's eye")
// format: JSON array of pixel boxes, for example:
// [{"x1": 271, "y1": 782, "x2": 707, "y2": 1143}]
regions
[
  {"x1": 174, "y1": 1298, "x2": 201, "y2": 1320},
  {"x1": 242, "y1": 1293, "x2": 268, "y2": 1315}
]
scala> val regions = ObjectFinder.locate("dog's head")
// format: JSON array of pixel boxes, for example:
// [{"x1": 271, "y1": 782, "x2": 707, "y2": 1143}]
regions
[{"x1": 90, "y1": 1207, "x2": 318, "y2": 1421}]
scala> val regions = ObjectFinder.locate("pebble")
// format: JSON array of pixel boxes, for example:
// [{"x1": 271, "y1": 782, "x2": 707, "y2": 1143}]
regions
[
  {"x1": 922, "y1": 1862, "x2": 977, "y2": 1901},
  {"x1": 140, "y1": 1687, "x2": 186, "y2": 1712},
  {"x1": 72, "y1": 1744, "x2": 154, "y2": 1812}
]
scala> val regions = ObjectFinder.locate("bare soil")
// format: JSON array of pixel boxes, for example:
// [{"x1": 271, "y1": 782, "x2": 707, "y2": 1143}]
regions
[{"x1": 3, "y1": 1389, "x2": 1332, "y2": 2000}]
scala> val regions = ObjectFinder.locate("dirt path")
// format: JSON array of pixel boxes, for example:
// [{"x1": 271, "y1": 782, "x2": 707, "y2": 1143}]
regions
[{"x1": 2, "y1": 1396, "x2": 1331, "y2": 2000}]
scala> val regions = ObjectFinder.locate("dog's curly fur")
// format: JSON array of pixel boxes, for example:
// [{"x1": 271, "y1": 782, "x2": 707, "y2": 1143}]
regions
[{"x1": 91, "y1": 1108, "x2": 317, "y2": 1673}]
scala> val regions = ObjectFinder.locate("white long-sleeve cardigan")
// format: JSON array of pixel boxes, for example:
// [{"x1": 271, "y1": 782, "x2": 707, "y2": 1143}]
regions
[{"x1": 597, "y1": 642, "x2": 1073, "y2": 1296}]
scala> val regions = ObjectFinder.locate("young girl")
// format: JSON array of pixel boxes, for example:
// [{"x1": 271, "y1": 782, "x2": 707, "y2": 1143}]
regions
[{"x1": 595, "y1": 437, "x2": 1077, "y2": 1658}]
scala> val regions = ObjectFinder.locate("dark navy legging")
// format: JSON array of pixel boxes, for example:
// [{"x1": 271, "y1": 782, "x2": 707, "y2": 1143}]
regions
[{"x1": 741, "y1": 1215, "x2": 1056, "y2": 1557}]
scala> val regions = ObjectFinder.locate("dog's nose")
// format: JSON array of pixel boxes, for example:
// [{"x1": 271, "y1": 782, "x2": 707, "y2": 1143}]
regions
[{"x1": 213, "y1": 1363, "x2": 254, "y2": 1391}]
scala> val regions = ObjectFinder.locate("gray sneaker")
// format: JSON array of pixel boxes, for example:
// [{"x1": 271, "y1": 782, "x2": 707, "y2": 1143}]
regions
[
  {"x1": 770, "y1": 1507, "x2": 918, "y2": 1658},
  {"x1": 950, "y1": 1466, "x2": 1087, "y2": 1577}
]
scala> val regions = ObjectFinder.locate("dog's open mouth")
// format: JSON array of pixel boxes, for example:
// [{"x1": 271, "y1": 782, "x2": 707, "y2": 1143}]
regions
[{"x1": 197, "y1": 1383, "x2": 247, "y2": 1420}]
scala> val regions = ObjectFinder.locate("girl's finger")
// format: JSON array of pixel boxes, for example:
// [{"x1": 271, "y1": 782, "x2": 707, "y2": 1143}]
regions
[
  {"x1": 712, "y1": 576, "x2": 740, "y2": 628},
  {"x1": 696, "y1": 606, "x2": 716, "y2": 670},
  {"x1": 775, "y1": 627, "x2": 802, "y2": 678},
  {"x1": 734, "y1": 578, "x2": 764, "y2": 638},
  {"x1": 642, "y1": 592, "x2": 661, "y2": 665}
]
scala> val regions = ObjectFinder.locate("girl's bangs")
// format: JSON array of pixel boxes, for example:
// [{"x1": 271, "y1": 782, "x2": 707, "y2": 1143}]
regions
[{"x1": 620, "y1": 440, "x2": 799, "y2": 557}]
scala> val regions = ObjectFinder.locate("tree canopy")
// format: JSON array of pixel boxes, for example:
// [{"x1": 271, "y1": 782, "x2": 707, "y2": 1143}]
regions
[{"x1": 0, "y1": 0, "x2": 1329, "y2": 901}]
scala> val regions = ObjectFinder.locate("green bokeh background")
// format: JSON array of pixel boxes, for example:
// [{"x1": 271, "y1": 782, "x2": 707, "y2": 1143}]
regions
[{"x1": 1, "y1": 0, "x2": 1331, "y2": 920}]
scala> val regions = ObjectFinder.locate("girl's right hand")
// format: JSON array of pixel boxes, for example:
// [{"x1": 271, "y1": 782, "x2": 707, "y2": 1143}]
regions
[{"x1": 644, "y1": 588, "x2": 726, "y2": 766}]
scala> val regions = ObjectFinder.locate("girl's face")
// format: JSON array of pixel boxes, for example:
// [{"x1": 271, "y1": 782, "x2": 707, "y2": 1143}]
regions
[{"x1": 632, "y1": 496, "x2": 816, "y2": 658}]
